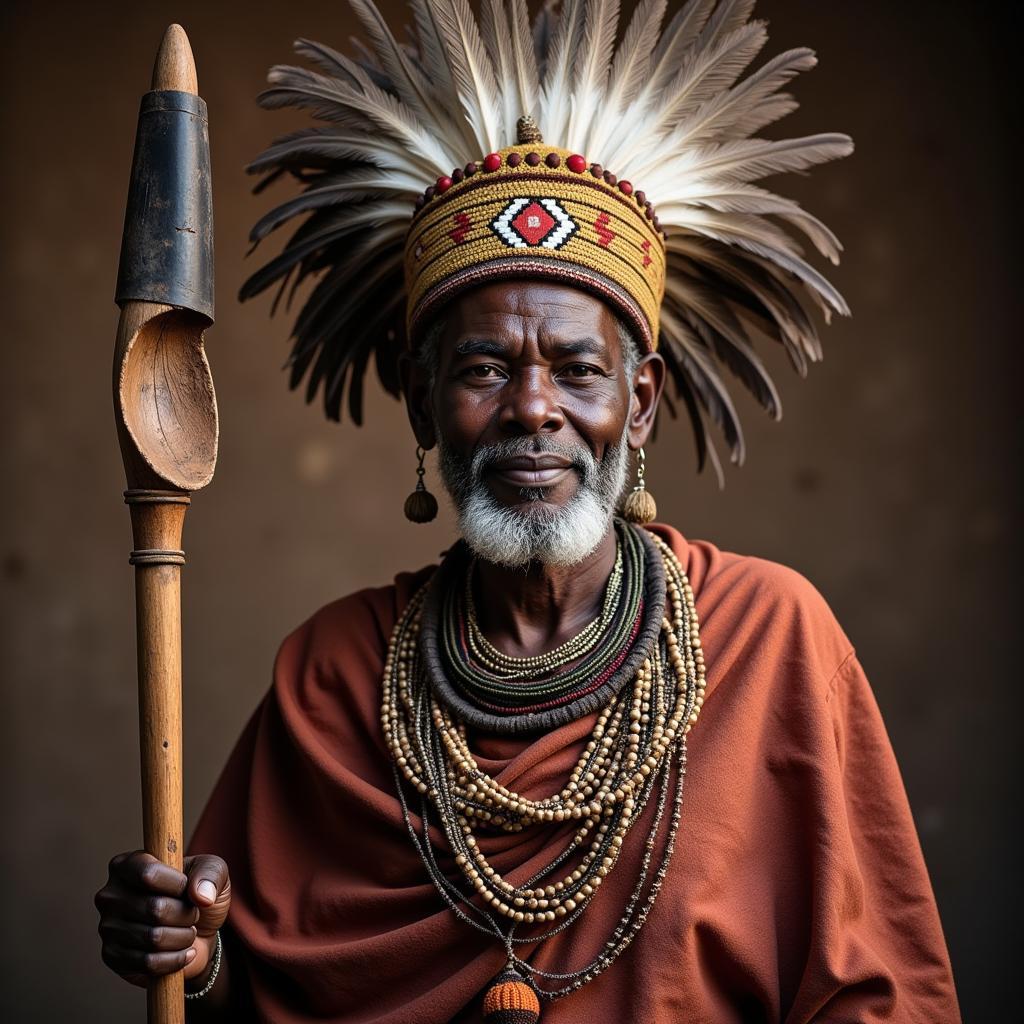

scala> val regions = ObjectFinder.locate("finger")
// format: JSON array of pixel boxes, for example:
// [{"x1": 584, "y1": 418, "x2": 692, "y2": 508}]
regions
[
  {"x1": 102, "y1": 940, "x2": 197, "y2": 978},
  {"x1": 184, "y1": 854, "x2": 230, "y2": 908},
  {"x1": 96, "y1": 887, "x2": 200, "y2": 928},
  {"x1": 99, "y1": 918, "x2": 197, "y2": 952},
  {"x1": 110, "y1": 850, "x2": 188, "y2": 897}
]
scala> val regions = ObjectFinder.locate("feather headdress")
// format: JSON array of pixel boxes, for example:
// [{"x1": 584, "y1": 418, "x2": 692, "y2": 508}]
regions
[{"x1": 241, "y1": 0, "x2": 853, "y2": 481}]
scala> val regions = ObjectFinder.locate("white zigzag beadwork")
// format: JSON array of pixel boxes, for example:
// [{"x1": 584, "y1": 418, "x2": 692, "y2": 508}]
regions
[{"x1": 492, "y1": 197, "x2": 578, "y2": 250}]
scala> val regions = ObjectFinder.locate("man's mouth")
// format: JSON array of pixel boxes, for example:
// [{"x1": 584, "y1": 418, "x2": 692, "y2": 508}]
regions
[{"x1": 486, "y1": 455, "x2": 575, "y2": 488}]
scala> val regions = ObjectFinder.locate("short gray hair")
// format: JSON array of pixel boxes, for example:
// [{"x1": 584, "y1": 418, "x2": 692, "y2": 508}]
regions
[{"x1": 417, "y1": 313, "x2": 640, "y2": 386}]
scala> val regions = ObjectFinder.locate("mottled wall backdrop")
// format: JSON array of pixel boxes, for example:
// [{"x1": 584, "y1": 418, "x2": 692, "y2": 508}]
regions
[{"x1": 1, "y1": 0, "x2": 1017, "y2": 1019}]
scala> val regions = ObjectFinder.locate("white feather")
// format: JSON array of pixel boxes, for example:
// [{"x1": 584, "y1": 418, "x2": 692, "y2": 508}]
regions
[
  {"x1": 656, "y1": 181, "x2": 843, "y2": 262},
  {"x1": 346, "y1": 0, "x2": 461, "y2": 143},
  {"x1": 565, "y1": 0, "x2": 620, "y2": 152},
  {"x1": 481, "y1": 0, "x2": 518, "y2": 142},
  {"x1": 427, "y1": 0, "x2": 503, "y2": 154},
  {"x1": 584, "y1": 0, "x2": 667, "y2": 159},
  {"x1": 508, "y1": 0, "x2": 540, "y2": 121},
  {"x1": 539, "y1": 0, "x2": 585, "y2": 146},
  {"x1": 408, "y1": 0, "x2": 478, "y2": 154},
  {"x1": 668, "y1": 47, "x2": 817, "y2": 147},
  {"x1": 677, "y1": 207, "x2": 850, "y2": 315},
  {"x1": 263, "y1": 64, "x2": 453, "y2": 174},
  {"x1": 602, "y1": 20, "x2": 767, "y2": 169}
]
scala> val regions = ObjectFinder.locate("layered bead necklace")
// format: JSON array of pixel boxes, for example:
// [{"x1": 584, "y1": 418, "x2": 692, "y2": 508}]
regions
[
  {"x1": 380, "y1": 522, "x2": 706, "y2": 1022},
  {"x1": 462, "y1": 541, "x2": 625, "y2": 681}
]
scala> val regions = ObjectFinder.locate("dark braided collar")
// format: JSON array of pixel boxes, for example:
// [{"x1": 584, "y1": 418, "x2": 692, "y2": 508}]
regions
[{"x1": 418, "y1": 521, "x2": 667, "y2": 735}]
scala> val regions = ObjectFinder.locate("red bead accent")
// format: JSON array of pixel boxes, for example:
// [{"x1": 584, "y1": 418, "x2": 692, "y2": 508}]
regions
[
  {"x1": 618, "y1": 180, "x2": 633, "y2": 196},
  {"x1": 482, "y1": 153, "x2": 502, "y2": 172},
  {"x1": 525, "y1": 152, "x2": 542, "y2": 166},
  {"x1": 566, "y1": 154, "x2": 587, "y2": 173},
  {"x1": 545, "y1": 152, "x2": 561, "y2": 168},
  {"x1": 507, "y1": 152, "x2": 523, "y2": 167},
  {"x1": 436, "y1": 176, "x2": 453, "y2": 193}
]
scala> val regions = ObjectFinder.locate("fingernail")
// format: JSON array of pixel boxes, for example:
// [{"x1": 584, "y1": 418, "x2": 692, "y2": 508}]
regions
[
  {"x1": 185, "y1": 948, "x2": 197, "y2": 962},
  {"x1": 197, "y1": 880, "x2": 217, "y2": 902}
]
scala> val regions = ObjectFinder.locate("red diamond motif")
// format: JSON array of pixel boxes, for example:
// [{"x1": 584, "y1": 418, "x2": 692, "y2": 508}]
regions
[{"x1": 510, "y1": 202, "x2": 556, "y2": 246}]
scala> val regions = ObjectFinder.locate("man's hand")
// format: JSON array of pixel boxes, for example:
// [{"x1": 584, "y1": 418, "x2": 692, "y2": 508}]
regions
[{"x1": 94, "y1": 850, "x2": 231, "y2": 990}]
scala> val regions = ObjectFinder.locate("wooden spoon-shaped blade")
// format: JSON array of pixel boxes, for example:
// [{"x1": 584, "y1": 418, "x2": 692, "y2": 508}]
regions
[{"x1": 117, "y1": 303, "x2": 218, "y2": 491}]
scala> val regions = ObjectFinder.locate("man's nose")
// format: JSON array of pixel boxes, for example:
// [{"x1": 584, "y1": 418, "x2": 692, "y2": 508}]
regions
[{"x1": 498, "y1": 368, "x2": 565, "y2": 435}]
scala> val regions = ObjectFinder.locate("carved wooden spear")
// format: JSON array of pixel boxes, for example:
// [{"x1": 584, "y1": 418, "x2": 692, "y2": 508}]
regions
[{"x1": 112, "y1": 24, "x2": 217, "y2": 1023}]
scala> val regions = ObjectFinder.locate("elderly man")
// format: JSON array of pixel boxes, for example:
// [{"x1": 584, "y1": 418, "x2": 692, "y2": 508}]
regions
[{"x1": 95, "y1": 1, "x2": 960, "y2": 1021}]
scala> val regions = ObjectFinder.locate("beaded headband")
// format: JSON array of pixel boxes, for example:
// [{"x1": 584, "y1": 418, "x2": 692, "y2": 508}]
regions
[{"x1": 241, "y1": 0, "x2": 854, "y2": 480}]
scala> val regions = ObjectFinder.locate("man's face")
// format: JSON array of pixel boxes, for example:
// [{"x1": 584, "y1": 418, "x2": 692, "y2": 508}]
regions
[{"x1": 404, "y1": 280, "x2": 664, "y2": 567}]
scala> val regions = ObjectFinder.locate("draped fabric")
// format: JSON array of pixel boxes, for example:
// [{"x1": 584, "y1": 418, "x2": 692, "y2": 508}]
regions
[{"x1": 187, "y1": 524, "x2": 960, "y2": 1022}]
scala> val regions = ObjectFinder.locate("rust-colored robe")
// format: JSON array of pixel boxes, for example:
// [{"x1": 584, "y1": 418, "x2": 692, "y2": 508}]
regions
[{"x1": 187, "y1": 524, "x2": 960, "y2": 1022}]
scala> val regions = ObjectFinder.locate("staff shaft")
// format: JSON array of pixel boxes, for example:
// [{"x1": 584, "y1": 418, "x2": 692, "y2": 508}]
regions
[{"x1": 127, "y1": 491, "x2": 190, "y2": 1022}]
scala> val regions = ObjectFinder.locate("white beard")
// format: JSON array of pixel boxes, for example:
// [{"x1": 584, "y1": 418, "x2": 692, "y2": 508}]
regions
[{"x1": 437, "y1": 427, "x2": 630, "y2": 569}]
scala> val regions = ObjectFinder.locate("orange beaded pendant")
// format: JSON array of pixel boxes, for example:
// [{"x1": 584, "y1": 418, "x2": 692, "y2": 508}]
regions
[{"x1": 482, "y1": 966, "x2": 541, "y2": 1023}]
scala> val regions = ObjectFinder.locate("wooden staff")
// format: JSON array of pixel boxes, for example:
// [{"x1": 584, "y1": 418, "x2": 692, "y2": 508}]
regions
[{"x1": 112, "y1": 24, "x2": 218, "y2": 1024}]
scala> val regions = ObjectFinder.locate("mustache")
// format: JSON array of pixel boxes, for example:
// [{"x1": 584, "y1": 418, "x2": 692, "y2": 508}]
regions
[{"x1": 470, "y1": 435, "x2": 597, "y2": 480}]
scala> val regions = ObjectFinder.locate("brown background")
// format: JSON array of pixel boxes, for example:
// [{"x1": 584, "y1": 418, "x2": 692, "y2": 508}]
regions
[{"x1": 1, "y1": 0, "x2": 1018, "y2": 1019}]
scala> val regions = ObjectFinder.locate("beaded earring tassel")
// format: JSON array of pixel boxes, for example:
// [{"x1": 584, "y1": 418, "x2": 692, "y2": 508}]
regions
[
  {"x1": 623, "y1": 447, "x2": 657, "y2": 525},
  {"x1": 404, "y1": 445, "x2": 438, "y2": 523}
]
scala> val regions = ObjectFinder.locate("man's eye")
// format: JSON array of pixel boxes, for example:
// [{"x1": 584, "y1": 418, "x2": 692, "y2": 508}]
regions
[
  {"x1": 466, "y1": 364, "x2": 502, "y2": 379},
  {"x1": 561, "y1": 363, "x2": 600, "y2": 378}
]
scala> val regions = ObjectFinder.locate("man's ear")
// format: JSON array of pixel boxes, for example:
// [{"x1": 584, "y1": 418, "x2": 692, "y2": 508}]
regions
[
  {"x1": 399, "y1": 350, "x2": 437, "y2": 450},
  {"x1": 628, "y1": 351, "x2": 666, "y2": 450}
]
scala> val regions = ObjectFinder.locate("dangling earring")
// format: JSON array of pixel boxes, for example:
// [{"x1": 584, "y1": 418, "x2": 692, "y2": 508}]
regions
[
  {"x1": 623, "y1": 447, "x2": 657, "y2": 525},
  {"x1": 404, "y1": 445, "x2": 438, "y2": 523}
]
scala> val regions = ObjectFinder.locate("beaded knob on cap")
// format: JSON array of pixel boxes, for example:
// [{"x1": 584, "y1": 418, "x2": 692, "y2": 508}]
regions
[
  {"x1": 516, "y1": 114, "x2": 543, "y2": 145},
  {"x1": 482, "y1": 966, "x2": 541, "y2": 1023}
]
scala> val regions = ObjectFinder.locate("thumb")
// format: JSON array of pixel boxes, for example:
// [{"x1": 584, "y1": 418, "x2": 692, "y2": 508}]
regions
[{"x1": 184, "y1": 854, "x2": 230, "y2": 911}]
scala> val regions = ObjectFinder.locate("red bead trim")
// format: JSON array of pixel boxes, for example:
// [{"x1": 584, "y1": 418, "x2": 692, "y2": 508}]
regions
[{"x1": 411, "y1": 157, "x2": 666, "y2": 237}]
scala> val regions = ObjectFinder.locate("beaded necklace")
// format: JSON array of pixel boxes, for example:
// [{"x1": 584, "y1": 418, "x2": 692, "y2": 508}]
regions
[
  {"x1": 463, "y1": 541, "x2": 624, "y2": 680},
  {"x1": 380, "y1": 525, "x2": 706, "y2": 1022},
  {"x1": 419, "y1": 521, "x2": 665, "y2": 734}
]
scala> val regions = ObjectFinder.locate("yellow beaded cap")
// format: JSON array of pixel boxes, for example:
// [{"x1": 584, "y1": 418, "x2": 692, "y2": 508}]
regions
[{"x1": 405, "y1": 144, "x2": 666, "y2": 351}]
